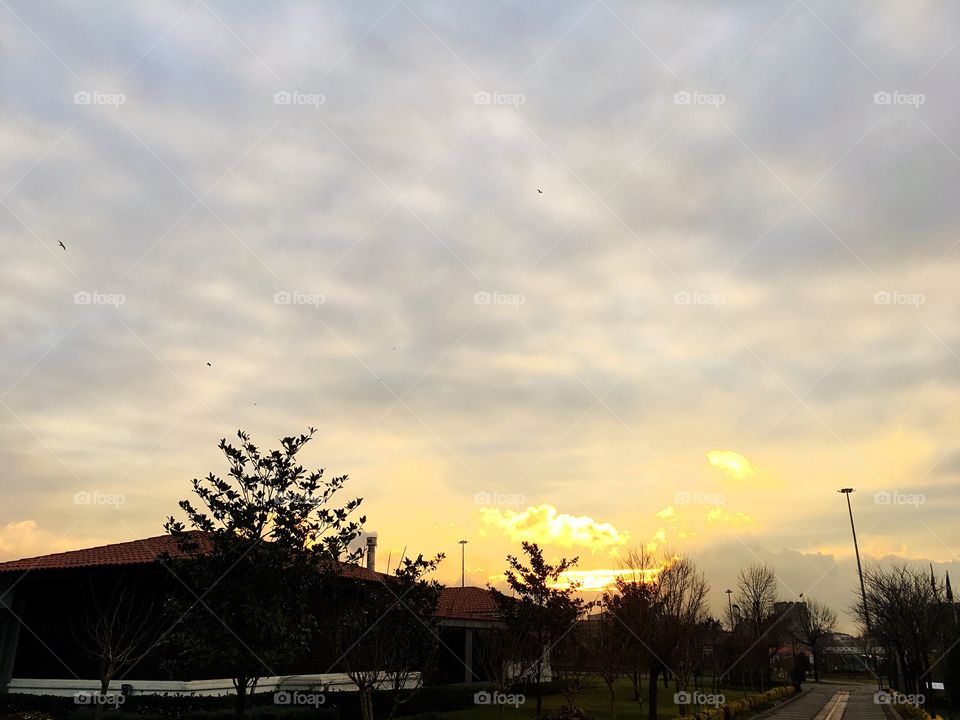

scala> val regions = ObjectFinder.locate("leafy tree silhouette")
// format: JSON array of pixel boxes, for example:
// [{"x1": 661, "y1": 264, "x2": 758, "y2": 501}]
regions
[{"x1": 162, "y1": 428, "x2": 364, "y2": 719}]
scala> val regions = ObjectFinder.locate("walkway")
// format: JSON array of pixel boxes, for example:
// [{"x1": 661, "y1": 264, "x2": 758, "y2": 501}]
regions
[{"x1": 761, "y1": 683, "x2": 889, "y2": 720}]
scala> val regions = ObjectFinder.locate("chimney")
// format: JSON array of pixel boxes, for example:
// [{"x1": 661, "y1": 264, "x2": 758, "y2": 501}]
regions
[{"x1": 366, "y1": 536, "x2": 377, "y2": 572}]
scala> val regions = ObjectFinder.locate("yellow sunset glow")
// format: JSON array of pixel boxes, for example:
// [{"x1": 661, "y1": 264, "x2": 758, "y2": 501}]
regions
[
  {"x1": 479, "y1": 503, "x2": 630, "y2": 552},
  {"x1": 548, "y1": 555, "x2": 679, "y2": 591},
  {"x1": 548, "y1": 567, "x2": 656, "y2": 591}
]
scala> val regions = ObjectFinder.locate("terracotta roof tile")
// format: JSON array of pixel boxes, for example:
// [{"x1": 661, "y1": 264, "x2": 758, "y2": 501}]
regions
[
  {"x1": 0, "y1": 532, "x2": 198, "y2": 573},
  {"x1": 437, "y1": 586, "x2": 499, "y2": 621},
  {"x1": 0, "y1": 531, "x2": 382, "y2": 581},
  {"x1": 0, "y1": 534, "x2": 491, "y2": 618}
]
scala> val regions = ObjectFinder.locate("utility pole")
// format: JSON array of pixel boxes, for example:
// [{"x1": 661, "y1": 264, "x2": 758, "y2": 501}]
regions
[
  {"x1": 839, "y1": 488, "x2": 881, "y2": 691},
  {"x1": 459, "y1": 539, "x2": 468, "y2": 588}
]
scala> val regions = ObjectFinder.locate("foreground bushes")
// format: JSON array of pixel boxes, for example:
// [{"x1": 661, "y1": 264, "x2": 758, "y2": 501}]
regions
[
  {"x1": 0, "y1": 691, "x2": 338, "y2": 720},
  {"x1": 888, "y1": 689, "x2": 945, "y2": 720},
  {"x1": 691, "y1": 685, "x2": 796, "y2": 720},
  {"x1": 0, "y1": 681, "x2": 566, "y2": 720}
]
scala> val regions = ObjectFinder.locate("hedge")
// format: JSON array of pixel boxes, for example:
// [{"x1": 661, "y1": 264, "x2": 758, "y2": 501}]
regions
[
  {"x1": 690, "y1": 685, "x2": 796, "y2": 720},
  {"x1": 888, "y1": 689, "x2": 945, "y2": 720},
  {"x1": 0, "y1": 680, "x2": 565, "y2": 720}
]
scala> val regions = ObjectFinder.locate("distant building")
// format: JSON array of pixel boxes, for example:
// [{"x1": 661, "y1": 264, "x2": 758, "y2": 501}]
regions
[{"x1": 819, "y1": 632, "x2": 882, "y2": 673}]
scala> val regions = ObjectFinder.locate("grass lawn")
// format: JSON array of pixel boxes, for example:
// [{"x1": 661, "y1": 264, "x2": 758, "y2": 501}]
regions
[{"x1": 434, "y1": 677, "x2": 762, "y2": 720}]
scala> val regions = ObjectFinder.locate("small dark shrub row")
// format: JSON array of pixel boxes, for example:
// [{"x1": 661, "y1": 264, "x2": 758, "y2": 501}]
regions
[
  {"x1": 0, "y1": 680, "x2": 565, "y2": 719},
  {"x1": 0, "y1": 692, "x2": 337, "y2": 720},
  {"x1": 0, "y1": 680, "x2": 565, "y2": 720}
]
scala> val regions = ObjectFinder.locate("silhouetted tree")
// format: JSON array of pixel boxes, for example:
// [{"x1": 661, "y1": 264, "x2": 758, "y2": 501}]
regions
[
  {"x1": 334, "y1": 553, "x2": 444, "y2": 720},
  {"x1": 591, "y1": 601, "x2": 631, "y2": 719},
  {"x1": 852, "y1": 563, "x2": 946, "y2": 698},
  {"x1": 475, "y1": 615, "x2": 537, "y2": 720},
  {"x1": 790, "y1": 598, "x2": 836, "y2": 682},
  {"x1": 489, "y1": 542, "x2": 587, "y2": 717},
  {"x1": 163, "y1": 428, "x2": 365, "y2": 719},
  {"x1": 615, "y1": 546, "x2": 662, "y2": 707},
  {"x1": 658, "y1": 557, "x2": 709, "y2": 717},
  {"x1": 733, "y1": 564, "x2": 778, "y2": 689},
  {"x1": 552, "y1": 621, "x2": 594, "y2": 719},
  {"x1": 610, "y1": 552, "x2": 709, "y2": 720},
  {"x1": 75, "y1": 578, "x2": 163, "y2": 720}
]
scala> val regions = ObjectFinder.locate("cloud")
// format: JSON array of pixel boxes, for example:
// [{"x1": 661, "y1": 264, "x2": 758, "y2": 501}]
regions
[
  {"x1": 645, "y1": 527, "x2": 669, "y2": 552},
  {"x1": 655, "y1": 505, "x2": 677, "y2": 520},
  {"x1": 479, "y1": 503, "x2": 630, "y2": 552},
  {"x1": 0, "y1": 520, "x2": 93, "y2": 561},
  {"x1": 706, "y1": 450, "x2": 757, "y2": 481}
]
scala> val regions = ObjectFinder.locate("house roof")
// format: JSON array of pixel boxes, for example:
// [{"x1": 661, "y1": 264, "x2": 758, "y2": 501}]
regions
[
  {"x1": 437, "y1": 585, "x2": 499, "y2": 621},
  {"x1": 0, "y1": 534, "x2": 498, "y2": 620},
  {"x1": 0, "y1": 531, "x2": 383, "y2": 581},
  {"x1": 0, "y1": 533, "x2": 194, "y2": 574}
]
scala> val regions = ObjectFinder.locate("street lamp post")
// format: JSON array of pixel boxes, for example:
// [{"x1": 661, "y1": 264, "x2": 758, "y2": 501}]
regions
[
  {"x1": 731, "y1": 604, "x2": 745, "y2": 697},
  {"x1": 726, "y1": 589, "x2": 734, "y2": 631},
  {"x1": 838, "y1": 488, "x2": 881, "y2": 690},
  {"x1": 459, "y1": 540, "x2": 468, "y2": 588}
]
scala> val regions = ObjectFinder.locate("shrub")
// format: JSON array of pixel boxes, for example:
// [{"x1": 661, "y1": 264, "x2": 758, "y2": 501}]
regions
[
  {"x1": 543, "y1": 706, "x2": 591, "y2": 720},
  {"x1": 0, "y1": 681, "x2": 567, "y2": 720},
  {"x1": 888, "y1": 689, "x2": 944, "y2": 720},
  {"x1": 720, "y1": 686, "x2": 795, "y2": 720}
]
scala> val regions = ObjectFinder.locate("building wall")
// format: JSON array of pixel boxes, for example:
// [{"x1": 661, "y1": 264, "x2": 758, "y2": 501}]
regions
[{"x1": 1, "y1": 564, "x2": 467, "y2": 690}]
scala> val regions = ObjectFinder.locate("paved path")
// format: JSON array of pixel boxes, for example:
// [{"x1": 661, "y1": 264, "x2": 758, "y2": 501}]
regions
[{"x1": 761, "y1": 683, "x2": 888, "y2": 720}]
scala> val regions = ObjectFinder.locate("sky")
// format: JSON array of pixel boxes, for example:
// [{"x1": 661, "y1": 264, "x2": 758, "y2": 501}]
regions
[{"x1": 2, "y1": 0, "x2": 960, "y2": 632}]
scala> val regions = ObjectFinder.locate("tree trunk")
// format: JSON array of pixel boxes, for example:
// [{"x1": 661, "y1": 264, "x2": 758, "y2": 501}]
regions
[
  {"x1": 235, "y1": 688, "x2": 246, "y2": 719},
  {"x1": 632, "y1": 670, "x2": 641, "y2": 702},
  {"x1": 360, "y1": 687, "x2": 375, "y2": 720},
  {"x1": 649, "y1": 664, "x2": 661, "y2": 720},
  {"x1": 233, "y1": 676, "x2": 253, "y2": 720},
  {"x1": 535, "y1": 653, "x2": 543, "y2": 717},
  {"x1": 608, "y1": 683, "x2": 616, "y2": 720},
  {"x1": 94, "y1": 675, "x2": 110, "y2": 720}
]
